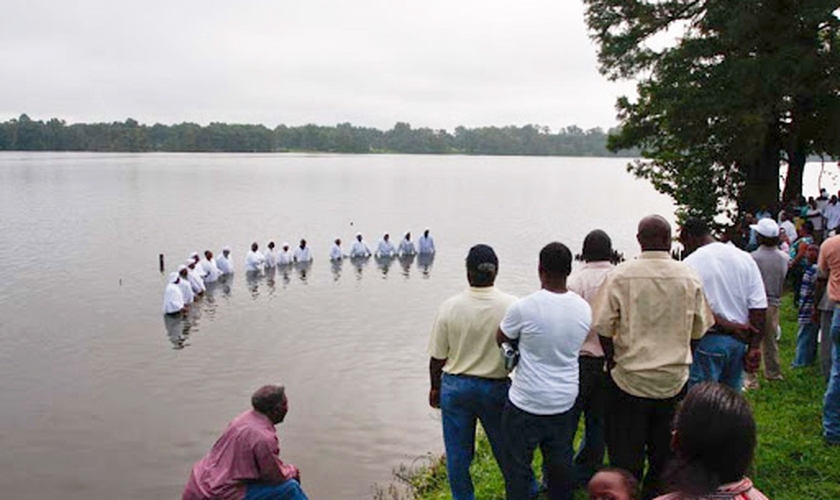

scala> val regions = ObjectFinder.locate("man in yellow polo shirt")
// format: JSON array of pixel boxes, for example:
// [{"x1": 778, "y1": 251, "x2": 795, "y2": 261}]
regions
[
  {"x1": 592, "y1": 215, "x2": 714, "y2": 499},
  {"x1": 427, "y1": 244, "x2": 517, "y2": 500}
]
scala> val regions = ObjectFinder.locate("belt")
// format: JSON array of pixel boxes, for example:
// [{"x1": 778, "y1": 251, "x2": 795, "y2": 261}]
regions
[
  {"x1": 706, "y1": 326, "x2": 749, "y2": 344},
  {"x1": 444, "y1": 372, "x2": 510, "y2": 382}
]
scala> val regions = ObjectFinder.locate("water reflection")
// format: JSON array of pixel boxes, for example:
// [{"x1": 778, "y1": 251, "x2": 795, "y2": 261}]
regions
[
  {"x1": 163, "y1": 313, "x2": 190, "y2": 349},
  {"x1": 350, "y1": 256, "x2": 370, "y2": 281},
  {"x1": 417, "y1": 253, "x2": 435, "y2": 278},
  {"x1": 278, "y1": 265, "x2": 292, "y2": 287},
  {"x1": 264, "y1": 266, "x2": 277, "y2": 295},
  {"x1": 217, "y1": 273, "x2": 234, "y2": 298},
  {"x1": 398, "y1": 254, "x2": 415, "y2": 279},
  {"x1": 330, "y1": 259, "x2": 344, "y2": 282},
  {"x1": 375, "y1": 255, "x2": 395, "y2": 279},
  {"x1": 245, "y1": 270, "x2": 263, "y2": 298},
  {"x1": 295, "y1": 261, "x2": 312, "y2": 283}
]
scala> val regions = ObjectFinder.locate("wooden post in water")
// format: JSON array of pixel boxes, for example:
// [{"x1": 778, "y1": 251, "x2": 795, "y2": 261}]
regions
[{"x1": 159, "y1": 254, "x2": 165, "y2": 273}]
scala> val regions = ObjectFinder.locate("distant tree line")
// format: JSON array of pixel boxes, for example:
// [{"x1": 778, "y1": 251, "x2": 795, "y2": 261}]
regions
[{"x1": 0, "y1": 114, "x2": 636, "y2": 157}]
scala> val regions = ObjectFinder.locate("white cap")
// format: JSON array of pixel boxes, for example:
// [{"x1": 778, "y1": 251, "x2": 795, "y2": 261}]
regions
[
  {"x1": 178, "y1": 264, "x2": 188, "y2": 272},
  {"x1": 168, "y1": 272, "x2": 179, "y2": 283},
  {"x1": 282, "y1": 242, "x2": 289, "y2": 248},
  {"x1": 222, "y1": 246, "x2": 231, "y2": 252},
  {"x1": 751, "y1": 218, "x2": 779, "y2": 238},
  {"x1": 189, "y1": 252, "x2": 199, "y2": 259}
]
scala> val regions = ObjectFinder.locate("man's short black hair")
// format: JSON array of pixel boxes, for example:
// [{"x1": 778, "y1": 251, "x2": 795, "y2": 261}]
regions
[
  {"x1": 466, "y1": 244, "x2": 498, "y2": 286},
  {"x1": 539, "y1": 242, "x2": 572, "y2": 277},
  {"x1": 680, "y1": 217, "x2": 711, "y2": 238},
  {"x1": 251, "y1": 385, "x2": 286, "y2": 415},
  {"x1": 581, "y1": 230, "x2": 613, "y2": 262}
]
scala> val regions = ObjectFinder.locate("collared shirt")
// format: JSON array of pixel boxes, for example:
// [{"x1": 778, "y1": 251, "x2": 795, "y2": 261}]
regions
[
  {"x1": 245, "y1": 250, "x2": 265, "y2": 272},
  {"x1": 398, "y1": 238, "x2": 416, "y2": 256},
  {"x1": 428, "y1": 286, "x2": 517, "y2": 380},
  {"x1": 293, "y1": 246, "x2": 312, "y2": 263},
  {"x1": 819, "y1": 235, "x2": 840, "y2": 302},
  {"x1": 799, "y1": 264, "x2": 818, "y2": 323},
  {"x1": 182, "y1": 410, "x2": 297, "y2": 500},
  {"x1": 376, "y1": 239, "x2": 396, "y2": 257},
  {"x1": 592, "y1": 252, "x2": 714, "y2": 399},
  {"x1": 684, "y1": 242, "x2": 767, "y2": 325},
  {"x1": 567, "y1": 261, "x2": 614, "y2": 357},
  {"x1": 418, "y1": 235, "x2": 435, "y2": 254},
  {"x1": 349, "y1": 240, "x2": 371, "y2": 258},
  {"x1": 163, "y1": 282, "x2": 185, "y2": 314},
  {"x1": 751, "y1": 245, "x2": 789, "y2": 307},
  {"x1": 216, "y1": 254, "x2": 234, "y2": 274}
]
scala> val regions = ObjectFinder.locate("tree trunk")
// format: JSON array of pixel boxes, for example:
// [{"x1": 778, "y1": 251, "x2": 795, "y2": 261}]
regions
[
  {"x1": 782, "y1": 148, "x2": 806, "y2": 204},
  {"x1": 740, "y1": 123, "x2": 781, "y2": 213}
]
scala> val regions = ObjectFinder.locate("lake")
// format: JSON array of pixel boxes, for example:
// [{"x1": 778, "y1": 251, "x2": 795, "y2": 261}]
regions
[{"x1": 0, "y1": 153, "x2": 831, "y2": 500}]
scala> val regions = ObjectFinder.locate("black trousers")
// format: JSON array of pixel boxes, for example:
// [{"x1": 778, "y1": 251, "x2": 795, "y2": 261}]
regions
[{"x1": 604, "y1": 373, "x2": 686, "y2": 500}]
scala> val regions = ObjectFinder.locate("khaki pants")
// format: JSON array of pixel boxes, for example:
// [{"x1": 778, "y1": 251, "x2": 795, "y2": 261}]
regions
[{"x1": 744, "y1": 304, "x2": 782, "y2": 388}]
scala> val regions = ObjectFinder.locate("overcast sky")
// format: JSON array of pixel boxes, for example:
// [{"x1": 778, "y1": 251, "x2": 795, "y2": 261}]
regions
[{"x1": 0, "y1": 0, "x2": 637, "y2": 131}]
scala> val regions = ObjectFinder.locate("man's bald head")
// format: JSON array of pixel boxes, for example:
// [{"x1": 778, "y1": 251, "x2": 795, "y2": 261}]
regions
[{"x1": 637, "y1": 215, "x2": 672, "y2": 251}]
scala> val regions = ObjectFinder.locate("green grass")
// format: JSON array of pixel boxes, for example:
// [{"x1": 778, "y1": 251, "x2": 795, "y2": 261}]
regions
[{"x1": 377, "y1": 295, "x2": 840, "y2": 500}]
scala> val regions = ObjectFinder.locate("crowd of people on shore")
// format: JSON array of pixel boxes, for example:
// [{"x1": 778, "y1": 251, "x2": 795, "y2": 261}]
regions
[
  {"x1": 162, "y1": 229, "x2": 436, "y2": 316},
  {"x1": 176, "y1": 200, "x2": 840, "y2": 500}
]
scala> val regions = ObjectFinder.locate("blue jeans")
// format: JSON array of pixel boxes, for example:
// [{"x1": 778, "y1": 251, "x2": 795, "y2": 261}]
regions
[
  {"x1": 823, "y1": 308, "x2": 840, "y2": 443},
  {"x1": 502, "y1": 400, "x2": 576, "y2": 500},
  {"x1": 245, "y1": 480, "x2": 308, "y2": 500},
  {"x1": 568, "y1": 356, "x2": 606, "y2": 487},
  {"x1": 793, "y1": 321, "x2": 819, "y2": 367},
  {"x1": 440, "y1": 373, "x2": 510, "y2": 500},
  {"x1": 689, "y1": 333, "x2": 747, "y2": 391}
]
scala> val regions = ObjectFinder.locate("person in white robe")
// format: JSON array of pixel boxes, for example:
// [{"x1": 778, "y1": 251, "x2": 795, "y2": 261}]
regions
[
  {"x1": 418, "y1": 228, "x2": 435, "y2": 255},
  {"x1": 349, "y1": 233, "x2": 372, "y2": 258},
  {"x1": 163, "y1": 272, "x2": 185, "y2": 314},
  {"x1": 216, "y1": 246, "x2": 234, "y2": 274},
  {"x1": 177, "y1": 265, "x2": 195, "y2": 305},
  {"x1": 245, "y1": 242, "x2": 265, "y2": 272},
  {"x1": 277, "y1": 243, "x2": 293, "y2": 265},
  {"x1": 398, "y1": 231, "x2": 416, "y2": 256},
  {"x1": 186, "y1": 260, "x2": 206, "y2": 295},
  {"x1": 376, "y1": 233, "x2": 397, "y2": 258},
  {"x1": 201, "y1": 250, "x2": 222, "y2": 283},
  {"x1": 189, "y1": 252, "x2": 208, "y2": 280},
  {"x1": 293, "y1": 239, "x2": 313, "y2": 263},
  {"x1": 265, "y1": 241, "x2": 277, "y2": 268},
  {"x1": 330, "y1": 238, "x2": 346, "y2": 261}
]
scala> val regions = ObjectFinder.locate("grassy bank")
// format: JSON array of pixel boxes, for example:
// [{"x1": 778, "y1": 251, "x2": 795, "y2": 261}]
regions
[{"x1": 380, "y1": 295, "x2": 840, "y2": 500}]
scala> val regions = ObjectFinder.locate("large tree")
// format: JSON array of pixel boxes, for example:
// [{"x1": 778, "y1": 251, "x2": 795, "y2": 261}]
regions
[{"x1": 584, "y1": 0, "x2": 840, "y2": 222}]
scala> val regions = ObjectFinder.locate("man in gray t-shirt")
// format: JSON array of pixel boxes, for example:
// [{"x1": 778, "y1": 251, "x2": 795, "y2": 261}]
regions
[{"x1": 748, "y1": 218, "x2": 789, "y2": 385}]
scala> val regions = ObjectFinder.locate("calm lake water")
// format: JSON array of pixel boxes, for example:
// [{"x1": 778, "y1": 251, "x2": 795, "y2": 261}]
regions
[{"x1": 0, "y1": 152, "x2": 831, "y2": 500}]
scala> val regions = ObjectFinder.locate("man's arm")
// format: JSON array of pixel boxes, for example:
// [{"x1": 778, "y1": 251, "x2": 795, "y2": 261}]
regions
[
  {"x1": 743, "y1": 308, "x2": 767, "y2": 373},
  {"x1": 428, "y1": 357, "x2": 446, "y2": 409},
  {"x1": 814, "y1": 271, "x2": 828, "y2": 323},
  {"x1": 253, "y1": 440, "x2": 297, "y2": 484},
  {"x1": 598, "y1": 335, "x2": 616, "y2": 371}
]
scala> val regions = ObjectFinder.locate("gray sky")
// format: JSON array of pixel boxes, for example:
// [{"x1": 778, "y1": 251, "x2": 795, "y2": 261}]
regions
[{"x1": 0, "y1": 0, "x2": 636, "y2": 131}]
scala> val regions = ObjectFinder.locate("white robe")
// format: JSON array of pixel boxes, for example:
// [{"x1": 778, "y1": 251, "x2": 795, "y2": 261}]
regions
[
  {"x1": 245, "y1": 250, "x2": 265, "y2": 271},
  {"x1": 376, "y1": 239, "x2": 396, "y2": 258},
  {"x1": 398, "y1": 238, "x2": 416, "y2": 256},
  {"x1": 178, "y1": 276, "x2": 194, "y2": 304},
  {"x1": 418, "y1": 235, "x2": 435, "y2": 254},
  {"x1": 265, "y1": 249, "x2": 277, "y2": 268},
  {"x1": 188, "y1": 268, "x2": 206, "y2": 294},
  {"x1": 201, "y1": 258, "x2": 222, "y2": 283},
  {"x1": 294, "y1": 246, "x2": 313, "y2": 263},
  {"x1": 216, "y1": 254, "x2": 233, "y2": 274},
  {"x1": 163, "y1": 282, "x2": 185, "y2": 314},
  {"x1": 330, "y1": 244, "x2": 345, "y2": 261},
  {"x1": 277, "y1": 250, "x2": 293, "y2": 265},
  {"x1": 350, "y1": 240, "x2": 372, "y2": 258}
]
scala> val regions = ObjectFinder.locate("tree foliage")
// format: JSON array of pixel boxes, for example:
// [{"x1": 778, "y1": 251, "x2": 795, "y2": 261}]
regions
[
  {"x1": 0, "y1": 115, "x2": 633, "y2": 157},
  {"x1": 584, "y1": 0, "x2": 840, "y2": 222}
]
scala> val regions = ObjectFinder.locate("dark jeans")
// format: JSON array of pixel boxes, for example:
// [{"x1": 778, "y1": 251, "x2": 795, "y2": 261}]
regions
[
  {"x1": 502, "y1": 399, "x2": 576, "y2": 500},
  {"x1": 569, "y1": 356, "x2": 606, "y2": 486},
  {"x1": 604, "y1": 374, "x2": 686, "y2": 500}
]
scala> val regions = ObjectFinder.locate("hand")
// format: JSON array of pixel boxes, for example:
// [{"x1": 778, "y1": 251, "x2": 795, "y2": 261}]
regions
[
  {"x1": 429, "y1": 388, "x2": 440, "y2": 409},
  {"x1": 744, "y1": 347, "x2": 762, "y2": 373}
]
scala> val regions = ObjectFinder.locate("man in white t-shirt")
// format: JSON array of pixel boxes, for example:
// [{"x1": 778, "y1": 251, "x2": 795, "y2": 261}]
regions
[
  {"x1": 497, "y1": 242, "x2": 591, "y2": 500},
  {"x1": 681, "y1": 217, "x2": 767, "y2": 391}
]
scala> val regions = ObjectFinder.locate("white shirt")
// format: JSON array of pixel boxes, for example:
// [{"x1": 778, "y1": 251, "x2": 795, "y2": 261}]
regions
[
  {"x1": 293, "y1": 246, "x2": 313, "y2": 263},
  {"x1": 264, "y1": 249, "x2": 277, "y2": 268},
  {"x1": 187, "y1": 267, "x2": 205, "y2": 294},
  {"x1": 807, "y1": 207, "x2": 824, "y2": 230},
  {"x1": 177, "y1": 276, "x2": 194, "y2": 305},
  {"x1": 162, "y1": 281, "x2": 185, "y2": 314},
  {"x1": 349, "y1": 240, "x2": 371, "y2": 258},
  {"x1": 245, "y1": 250, "x2": 265, "y2": 271},
  {"x1": 418, "y1": 234, "x2": 435, "y2": 254},
  {"x1": 216, "y1": 253, "x2": 233, "y2": 274},
  {"x1": 500, "y1": 289, "x2": 591, "y2": 415},
  {"x1": 684, "y1": 241, "x2": 767, "y2": 324},
  {"x1": 201, "y1": 259, "x2": 222, "y2": 283},
  {"x1": 330, "y1": 244, "x2": 345, "y2": 261},
  {"x1": 376, "y1": 239, "x2": 396, "y2": 258},
  {"x1": 277, "y1": 250, "x2": 293, "y2": 265},
  {"x1": 398, "y1": 238, "x2": 416, "y2": 256}
]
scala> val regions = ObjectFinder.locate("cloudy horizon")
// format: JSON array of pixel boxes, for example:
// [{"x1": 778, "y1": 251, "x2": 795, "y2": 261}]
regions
[{"x1": 0, "y1": 0, "x2": 637, "y2": 132}]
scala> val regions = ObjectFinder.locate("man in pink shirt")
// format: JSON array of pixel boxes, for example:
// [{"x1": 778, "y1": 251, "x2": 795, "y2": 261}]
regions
[{"x1": 183, "y1": 385, "x2": 308, "y2": 500}]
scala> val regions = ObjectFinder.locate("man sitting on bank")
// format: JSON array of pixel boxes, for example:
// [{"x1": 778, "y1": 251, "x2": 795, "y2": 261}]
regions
[{"x1": 182, "y1": 385, "x2": 308, "y2": 500}]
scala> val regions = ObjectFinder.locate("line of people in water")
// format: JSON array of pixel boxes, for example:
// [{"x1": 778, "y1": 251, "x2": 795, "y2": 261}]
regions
[{"x1": 162, "y1": 229, "x2": 437, "y2": 316}]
